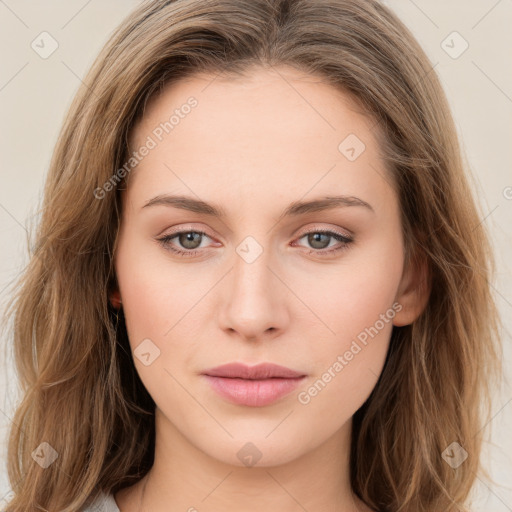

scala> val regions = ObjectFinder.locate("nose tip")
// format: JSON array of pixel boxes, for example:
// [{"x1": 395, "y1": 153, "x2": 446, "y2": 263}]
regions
[{"x1": 219, "y1": 257, "x2": 289, "y2": 342}]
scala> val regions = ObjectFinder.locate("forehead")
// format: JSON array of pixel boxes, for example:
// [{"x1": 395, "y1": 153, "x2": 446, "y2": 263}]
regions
[
  {"x1": 132, "y1": 64, "x2": 375, "y2": 147},
  {"x1": 125, "y1": 65, "x2": 393, "y2": 211}
]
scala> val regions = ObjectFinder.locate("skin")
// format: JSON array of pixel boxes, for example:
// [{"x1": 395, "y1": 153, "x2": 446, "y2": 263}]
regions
[{"x1": 111, "y1": 65, "x2": 427, "y2": 512}]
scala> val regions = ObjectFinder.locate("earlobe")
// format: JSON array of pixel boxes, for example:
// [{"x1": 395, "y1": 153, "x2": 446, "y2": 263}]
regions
[
  {"x1": 392, "y1": 251, "x2": 430, "y2": 327},
  {"x1": 109, "y1": 289, "x2": 122, "y2": 310}
]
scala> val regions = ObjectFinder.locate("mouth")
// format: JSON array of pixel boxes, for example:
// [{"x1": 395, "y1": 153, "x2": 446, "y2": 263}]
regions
[{"x1": 201, "y1": 362, "x2": 307, "y2": 407}]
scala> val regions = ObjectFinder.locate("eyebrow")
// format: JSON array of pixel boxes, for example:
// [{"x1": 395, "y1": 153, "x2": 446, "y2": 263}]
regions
[{"x1": 141, "y1": 194, "x2": 375, "y2": 219}]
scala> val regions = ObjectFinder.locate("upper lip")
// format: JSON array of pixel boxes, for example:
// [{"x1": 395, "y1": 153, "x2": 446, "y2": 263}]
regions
[{"x1": 202, "y1": 362, "x2": 306, "y2": 380}]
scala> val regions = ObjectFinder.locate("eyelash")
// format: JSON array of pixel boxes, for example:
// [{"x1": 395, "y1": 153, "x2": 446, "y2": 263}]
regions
[{"x1": 157, "y1": 228, "x2": 354, "y2": 258}]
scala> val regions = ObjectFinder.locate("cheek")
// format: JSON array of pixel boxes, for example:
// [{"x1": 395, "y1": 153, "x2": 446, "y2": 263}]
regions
[
  {"x1": 297, "y1": 301, "x2": 393, "y2": 430},
  {"x1": 331, "y1": 260, "x2": 400, "y2": 341},
  {"x1": 114, "y1": 234, "x2": 197, "y2": 361},
  {"x1": 297, "y1": 235, "x2": 402, "y2": 410},
  {"x1": 114, "y1": 238, "x2": 207, "y2": 423},
  {"x1": 299, "y1": 229, "x2": 403, "y2": 349}
]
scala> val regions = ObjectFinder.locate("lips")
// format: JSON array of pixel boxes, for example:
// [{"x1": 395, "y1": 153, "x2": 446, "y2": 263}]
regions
[
  {"x1": 202, "y1": 362, "x2": 305, "y2": 380},
  {"x1": 201, "y1": 362, "x2": 307, "y2": 407}
]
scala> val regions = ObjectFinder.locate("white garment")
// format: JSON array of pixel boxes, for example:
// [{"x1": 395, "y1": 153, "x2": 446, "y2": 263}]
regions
[{"x1": 82, "y1": 491, "x2": 120, "y2": 512}]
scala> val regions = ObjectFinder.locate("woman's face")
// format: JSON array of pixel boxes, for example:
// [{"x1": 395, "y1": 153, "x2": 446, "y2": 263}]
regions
[{"x1": 113, "y1": 65, "x2": 417, "y2": 467}]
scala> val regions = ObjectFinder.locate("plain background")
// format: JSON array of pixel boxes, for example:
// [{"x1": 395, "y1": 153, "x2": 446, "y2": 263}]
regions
[{"x1": 0, "y1": 0, "x2": 511, "y2": 509}]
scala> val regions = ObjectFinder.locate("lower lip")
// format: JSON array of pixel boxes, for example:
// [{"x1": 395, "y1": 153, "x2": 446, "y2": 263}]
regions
[{"x1": 202, "y1": 375, "x2": 306, "y2": 407}]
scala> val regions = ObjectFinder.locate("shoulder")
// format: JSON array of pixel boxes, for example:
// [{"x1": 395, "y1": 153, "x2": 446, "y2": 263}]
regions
[{"x1": 82, "y1": 491, "x2": 120, "y2": 512}]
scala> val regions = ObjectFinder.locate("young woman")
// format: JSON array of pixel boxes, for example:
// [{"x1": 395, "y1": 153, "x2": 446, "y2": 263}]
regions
[{"x1": 3, "y1": 0, "x2": 501, "y2": 511}]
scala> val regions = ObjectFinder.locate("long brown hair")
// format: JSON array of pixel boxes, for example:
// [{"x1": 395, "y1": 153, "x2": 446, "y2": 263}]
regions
[{"x1": 2, "y1": 0, "x2": 501, "y2": 510}]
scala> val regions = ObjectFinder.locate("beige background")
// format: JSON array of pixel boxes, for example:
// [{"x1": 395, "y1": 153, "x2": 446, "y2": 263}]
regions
[{"x1": 0, "y1": 0, "x2": 511, "y2": 509}]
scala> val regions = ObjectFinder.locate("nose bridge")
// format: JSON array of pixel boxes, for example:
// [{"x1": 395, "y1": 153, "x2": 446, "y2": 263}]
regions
[
  {"x1": 219, "y1": 234, "x2": 288, "y2": 339},
  {"x1": 233, "y1": 235, "x2": 270, "y2": 293}
]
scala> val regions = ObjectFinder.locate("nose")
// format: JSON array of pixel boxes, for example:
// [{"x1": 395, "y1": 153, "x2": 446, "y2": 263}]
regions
[{"x1": 217, "y1": 243, "x2": 290, "y2": 342}]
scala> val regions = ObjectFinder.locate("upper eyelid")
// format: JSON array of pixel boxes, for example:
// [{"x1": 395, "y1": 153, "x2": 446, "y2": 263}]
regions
[
  {"x1": 295, "y1": 224, "x2": 353, "y2": 239},
  {"x1": 161, "y1": 222, "x2": 353, "y2": 239}
]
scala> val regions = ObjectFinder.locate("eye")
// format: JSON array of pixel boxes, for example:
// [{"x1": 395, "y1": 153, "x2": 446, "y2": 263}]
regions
[
  {"x1": 157, "y1": 227, "x2": 354, "y2": 258},
  {"x1": 157, "y1": 230, "x2": 213, "y2": 257},
  {"x1": 292, "y1": 229, "x2": 354, "y2": 257}
]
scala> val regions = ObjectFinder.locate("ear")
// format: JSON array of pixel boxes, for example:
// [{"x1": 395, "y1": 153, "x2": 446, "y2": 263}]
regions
[
  {"x1": 393, "y1": 249, "x2": 430, "y2": 327},
  {"x1": 109, "y1": 288, "x2": 122, "y2": 310}
]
